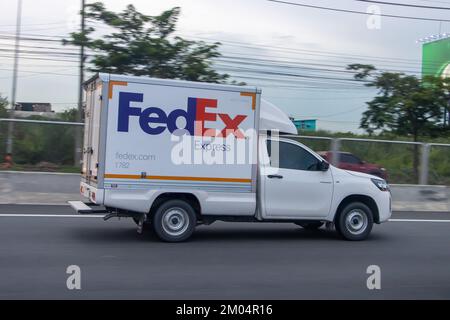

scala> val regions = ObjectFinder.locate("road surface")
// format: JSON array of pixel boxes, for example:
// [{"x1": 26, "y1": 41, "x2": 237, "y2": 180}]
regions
[{"x1": 0, "y1": 204, "x2": 449, "y2": 299}]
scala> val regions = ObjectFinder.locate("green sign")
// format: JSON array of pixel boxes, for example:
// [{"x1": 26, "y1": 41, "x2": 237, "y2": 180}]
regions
[
  {"x1": 422, "y1": 38, "x2": 450, "y2": 78},
  {"x1": 292, "y1": 119, "x2": 316, "y2": 131}
]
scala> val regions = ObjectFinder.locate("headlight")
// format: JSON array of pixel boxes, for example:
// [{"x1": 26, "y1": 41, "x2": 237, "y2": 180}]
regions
[{"x1": 371, "y1": 178, "x2": 389, "y2": 191}]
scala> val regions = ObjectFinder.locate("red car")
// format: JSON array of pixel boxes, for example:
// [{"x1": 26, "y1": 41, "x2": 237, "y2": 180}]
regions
[{"x1": 318, "y1": 151, "x2": 388, "y2": 180}]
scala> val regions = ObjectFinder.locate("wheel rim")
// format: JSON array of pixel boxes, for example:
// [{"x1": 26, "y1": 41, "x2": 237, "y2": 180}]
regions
[
  {"x1": 345, "y1": 210, "x2": 368, "y2": 235},
  {"x1": 162, "y1": 207, "x2": 190, "y2": 237}
]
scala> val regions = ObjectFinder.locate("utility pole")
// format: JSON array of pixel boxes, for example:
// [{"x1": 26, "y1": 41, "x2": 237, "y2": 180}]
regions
[
  {"x1": 5, "y1": 0, "x2": 22, "y2": 162},
  {"x1": 74, "y1": 0, "x2": 86, "y2": 167}
]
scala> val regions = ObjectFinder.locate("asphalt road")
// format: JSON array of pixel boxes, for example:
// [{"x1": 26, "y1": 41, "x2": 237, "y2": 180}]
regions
[{"x1": 0, "y1": 205, "x2": 450, "y2": 299}]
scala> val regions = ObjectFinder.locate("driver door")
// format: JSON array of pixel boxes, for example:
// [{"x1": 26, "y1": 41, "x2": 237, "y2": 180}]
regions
[{"x1": 262, "y1": 139, "x2": 333, "y2": 219}]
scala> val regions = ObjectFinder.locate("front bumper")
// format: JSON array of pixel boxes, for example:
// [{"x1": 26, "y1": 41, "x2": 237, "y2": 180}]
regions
[{"x1": 376, "y1": 190, "x2": 392, "y2": 223}]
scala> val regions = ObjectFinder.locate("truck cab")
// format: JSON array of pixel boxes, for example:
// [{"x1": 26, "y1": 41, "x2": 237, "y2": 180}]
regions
[{"x1": 257, "y1": 134, "x2": 391, "y2": 240}]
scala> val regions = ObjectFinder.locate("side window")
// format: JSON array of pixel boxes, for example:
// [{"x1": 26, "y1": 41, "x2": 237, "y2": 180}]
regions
[
  {"x1": 267, "y1": 140, "x2": 321, "y2": 171},
  {"x1": 341, "y1": 153, "x2": 361, "y2": 164}
]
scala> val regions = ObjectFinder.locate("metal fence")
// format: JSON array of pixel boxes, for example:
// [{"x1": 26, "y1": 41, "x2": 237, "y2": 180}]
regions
[
  {"x1": 282, "y1": 135, "x2": 450, "y2": 186},
  {"x1": 1, "y1": 118, "x2": 450, "y2": 185},
  {"x1": 0, "y1": 118, "x2": 83, "y2": 171}
]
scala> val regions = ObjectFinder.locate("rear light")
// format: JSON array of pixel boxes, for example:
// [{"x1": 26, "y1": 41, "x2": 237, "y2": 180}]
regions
[
  {"x1": 92, "y1": 192, "x2": 96, "y2": 202},
  {"x1": 80, "y1": 186, "x2": 84, "y2": 194}
]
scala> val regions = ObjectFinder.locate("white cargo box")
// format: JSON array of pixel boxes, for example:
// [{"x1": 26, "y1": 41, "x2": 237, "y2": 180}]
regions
[{"x1": 82, "y1": 73, "x2": 261, "y2": 204}]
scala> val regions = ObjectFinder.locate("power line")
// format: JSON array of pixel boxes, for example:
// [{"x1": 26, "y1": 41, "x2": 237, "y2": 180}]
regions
[
  {"x1": 180, "y1": 33, "x2": 448, "y2": 69},
  {"x1": 0, "y1": 48, "x2": 84, "y2": 57},
  {"x1": 0, "y1": 67, "x2": 77, "y2": 78},
  {"x1": 0, "y1": 34, "x2": 62, "y2": 42},
  {"x1": 17, "y1": 33, "x2": 66, "y2": 39},
  {"x1": 216, "y1": 65, "x2": 369, "y2": 84},
  {"x1": 0, "y1": 21, "x2": 67, "y2": 28},
  {"x1": 266, "y1": 0, "x2": 450, "y2": 22},
  {"x1": 0, "y1": 42, "x2": 84, "y2": 53},
  {"x1": 0, "y1": 41, "x2": 96, "y2": 55},
  {"x1": 217, "y1": 55, "x2": 425, "y2": 76},
  {"x1": 265, "y1": 95, "x2": 373, "y2": 100},
  {"x1": 0, "y1": 54, "x2": 79, "y2": 63},
  {"x1": 228, "y1": 74, "x2": 372, "y2": 90},
  {"x1": 242, "y1": 78, "x2": 369, "y2": 88},
  {"x1": 354, "y1": 0, "x2": 450, "y2": 10},
  {"x1": 178, "y1": 33, "x2": 427, "y2": 65},
  {"x1": 290, "y1": 105, "x2": 366, "y2": 119},
  {"x1": 0, "y1": 29, "x2": 440, "y2": 69}
]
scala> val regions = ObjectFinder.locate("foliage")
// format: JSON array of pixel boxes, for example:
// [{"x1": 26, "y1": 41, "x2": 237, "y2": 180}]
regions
[
  {"x1": 347, "y1": 64, "x2": 450, "y2": 179},
  {"x1": 65, "y1": 3, "x2": 234, "y2": 83},
  {"x1": 0, "y1": 95, "x2": 7, "y2": 117},
  {"x1": 3, "y1": 108, "x2": 77, "y2": 166},
  {"x1": 347, "y1": 64, "x2": 450, "y2": 140}
]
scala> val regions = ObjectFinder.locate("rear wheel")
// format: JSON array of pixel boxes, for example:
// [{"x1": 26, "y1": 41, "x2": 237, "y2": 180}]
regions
[
  {"x1": 295, "y1": 221, "x2": 324, "y2": 230},
  {"x1": 335, "y1": 202, "x2": 373, "y2": 241},
  {"x1": 152, "y1": 199, "x2": 197, "y2": 242}
]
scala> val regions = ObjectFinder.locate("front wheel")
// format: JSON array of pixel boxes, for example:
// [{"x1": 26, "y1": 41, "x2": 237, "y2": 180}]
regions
[
  {"x1": 335, "y1": 202, "x2": 373, "y2": 241},
  {"x1": 152, "y1": 199, "x2": 197, "y2": 242}
]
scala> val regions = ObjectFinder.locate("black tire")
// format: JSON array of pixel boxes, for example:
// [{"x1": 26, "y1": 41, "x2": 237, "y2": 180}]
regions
[
  {"x1": 295, "y1": 221, "x2": 324, "y2": 230},
  {"x1": 335, "y1": 202, "x2": 373, "y2": 241},
  {"x1": 152, "y1": 199, "x2": 197, "y2": 242}
]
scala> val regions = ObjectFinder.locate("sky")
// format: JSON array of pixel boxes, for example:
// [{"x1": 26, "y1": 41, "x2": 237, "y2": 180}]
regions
[{"x1": 0, "y1": 0, "x2": 449, "y2": 132}]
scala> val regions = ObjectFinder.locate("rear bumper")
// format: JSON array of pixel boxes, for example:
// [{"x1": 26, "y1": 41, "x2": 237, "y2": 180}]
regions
[{"x1": 68, "y1": 201, "x2": 108, "y2": 214}]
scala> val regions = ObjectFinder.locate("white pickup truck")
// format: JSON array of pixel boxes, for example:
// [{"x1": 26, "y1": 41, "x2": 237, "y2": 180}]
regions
[{"x1": 69, "y1": 73, "x2": 391, "y2": 242}]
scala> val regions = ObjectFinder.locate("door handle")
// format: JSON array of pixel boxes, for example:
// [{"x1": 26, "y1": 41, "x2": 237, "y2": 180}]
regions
[{"x1": 268, "y1": 174, "x2": 283, "y2": 179}]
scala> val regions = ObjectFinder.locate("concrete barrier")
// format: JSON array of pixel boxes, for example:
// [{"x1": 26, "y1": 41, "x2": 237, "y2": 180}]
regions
[
  {"x1": 390, "y1": 184, "x2": 450, "y2": 212},
  {"x1": 1, "y1": 171, "x2": 449, "y2": 212}
]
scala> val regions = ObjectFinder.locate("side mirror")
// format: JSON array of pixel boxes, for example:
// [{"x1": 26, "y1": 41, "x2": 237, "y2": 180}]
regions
[{"x1": 320, "y1": 160, "x2": 330, "y2": 171}]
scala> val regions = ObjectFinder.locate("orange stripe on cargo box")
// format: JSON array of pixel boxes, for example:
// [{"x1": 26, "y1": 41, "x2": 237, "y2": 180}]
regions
[
  {"x1": 108, "y1": 81, "x2": 128, "y2": 99},
  {"x1": 240, "y1": 92, "x2": 256, "y2": 110},
  {"x1": 104, "y1": 174, "x2": 251, "y2": 183}
]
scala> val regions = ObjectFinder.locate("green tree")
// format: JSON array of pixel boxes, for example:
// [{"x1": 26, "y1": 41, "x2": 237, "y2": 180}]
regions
[
  {"x1": 65, "y1": 3, "x2": 232, "y2": 83},
  {"x1": 348, "y1": 63, "x2": 450, "y2": 179}
]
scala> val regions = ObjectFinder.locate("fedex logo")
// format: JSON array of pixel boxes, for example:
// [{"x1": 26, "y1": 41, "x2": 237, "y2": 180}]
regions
[{"x1": 117, "y1": 92, "x2": 247, "y2": 138}]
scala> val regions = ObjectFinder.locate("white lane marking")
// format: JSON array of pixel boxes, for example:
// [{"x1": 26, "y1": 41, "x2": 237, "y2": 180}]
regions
[
  {"x1": 0, "y1": 214, "x2": 104, "y2": 218},
  {"x1": 0, "y1": 215, "x2": 449, "y2": 223},
  {"x1": 389, "y1": 219, "x2": 450, "y2": 223}
]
